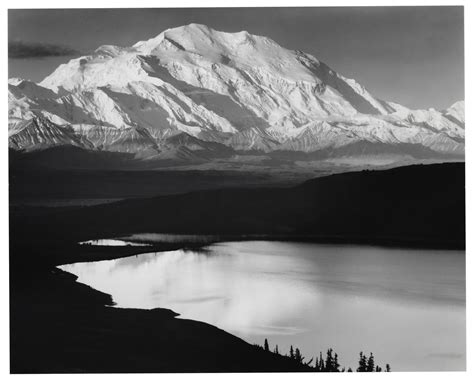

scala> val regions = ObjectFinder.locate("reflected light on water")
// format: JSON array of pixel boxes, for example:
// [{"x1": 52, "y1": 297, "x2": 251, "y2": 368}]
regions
[
  {"x1": 79, "y1": 239, "x2": 150, "y2": 246},
  {"x1": 60, "y1": 241, "x2": 465, "y2": 371}
]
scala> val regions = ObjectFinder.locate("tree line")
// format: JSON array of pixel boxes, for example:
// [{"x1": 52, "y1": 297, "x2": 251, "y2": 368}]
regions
[{"x1": 256, "y1": 338, "x2": 391, "y2": 372}]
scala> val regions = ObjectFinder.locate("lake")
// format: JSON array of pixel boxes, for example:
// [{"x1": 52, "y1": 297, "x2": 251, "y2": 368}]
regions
[{"x1": 60, "y1": 240, "x2": 465, "y2": 371}]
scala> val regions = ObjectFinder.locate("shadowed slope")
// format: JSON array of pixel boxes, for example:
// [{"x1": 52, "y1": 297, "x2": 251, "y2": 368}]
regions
[{"x1": 10, "y1": 163, "x2": 465, "y2": 249}]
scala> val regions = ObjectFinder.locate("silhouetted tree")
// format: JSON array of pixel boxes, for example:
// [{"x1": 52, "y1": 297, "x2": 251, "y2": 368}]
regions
[
  {"x1": 334, "y1": 353, "x2": 340, "y2": 372},
  {"x1": 357, "y1": 352, "x2": 367, "y2": 372},
  {"x1": 319, "y1": 351, "x2": 325, "y2": 371},
  {"x1": 326, "y1": 348, "x2": 338, "y2": 371},
  {"x1": 367, "y1": 352, "x2": 375, "y2": 372},
  {"x1": 325, "y1": 348, "x2": 332, "y2": 371},
  {"x1": 255, "y1": 340, "x2": 391, "y2": 373},
  {"x1": 295, "y1": 348, "x2": 304, "y2": 363}
]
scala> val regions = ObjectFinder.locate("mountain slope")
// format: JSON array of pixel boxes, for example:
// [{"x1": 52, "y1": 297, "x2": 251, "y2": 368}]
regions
[
  {"x1": 443, "y1": 100, "x2": 465, "y2": 126},
  {"x1": 8, "y1": 24, "x2": 465, "y2": 164},
  {"x1": 9, "y1": 116, "x2": 91, "y2": 151}
]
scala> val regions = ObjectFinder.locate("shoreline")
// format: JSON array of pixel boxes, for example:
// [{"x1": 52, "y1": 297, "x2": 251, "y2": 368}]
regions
[{"x1": 10, "y1": 241, "x2": 315, "y2": 373}]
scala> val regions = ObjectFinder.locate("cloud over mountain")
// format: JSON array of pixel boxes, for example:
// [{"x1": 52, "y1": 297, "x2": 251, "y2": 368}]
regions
[{"x1": 9, "y1": 41, "x2": 80, "y2": 59}]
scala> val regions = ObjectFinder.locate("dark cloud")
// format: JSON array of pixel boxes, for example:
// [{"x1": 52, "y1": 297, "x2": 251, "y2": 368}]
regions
[{"x1": 9, "y1": 41, "x2": 80, "y2": 59}]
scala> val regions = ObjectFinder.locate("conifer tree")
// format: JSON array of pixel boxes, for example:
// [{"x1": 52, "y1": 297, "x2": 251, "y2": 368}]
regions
[
  {"x1": 289, "y1": 345, "x2": 294, "y2": 359},
  {"x1": 325, "y1": 348, "x2": 334, "y2": 371},
  {"x1": 274, "y1": 345, "x2": 279, "y2": 355},
  {"x1": 357, "y1": 352, "x2": 367, "y2": 372},
  {"x1": 367, "y1": 352, "x2": 375, "y2": 372},
  {"x1": 385, "y1": 364, "x2": 391, "y2": 372},
  {"x1": 264, "y1": 338, "x2": 269, "y2": 352},
  {"x1": 295, "y1": 347, "x2": 303, "y2": 363},
  {"x1": 334, "y1": 353, "x2": 340, "y2": 372},
  {"x1": 319, "y1": 352, "x2": 325, "y2": 371}
]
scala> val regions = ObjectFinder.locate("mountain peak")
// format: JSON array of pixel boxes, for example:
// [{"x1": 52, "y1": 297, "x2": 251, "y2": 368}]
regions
[
  {"x1": 133, "y1": 23, "x2": 212, "y2": 51},
  {"x1": 9, "y1": 24, "x2": 465, "y2": 162},
  {"x1": 443, "y1": 100, "x2": 465, "y2": 125}
]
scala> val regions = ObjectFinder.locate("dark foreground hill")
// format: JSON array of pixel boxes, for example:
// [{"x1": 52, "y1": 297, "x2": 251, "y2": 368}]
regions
[{"x1": 11, "y1": 162, "x2": 465, "y2": 250}]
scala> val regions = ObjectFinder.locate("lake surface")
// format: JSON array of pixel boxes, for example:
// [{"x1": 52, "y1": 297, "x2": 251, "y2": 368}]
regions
[{"x1": 60, "y1": 241, "x2": 465, "y2": 371}]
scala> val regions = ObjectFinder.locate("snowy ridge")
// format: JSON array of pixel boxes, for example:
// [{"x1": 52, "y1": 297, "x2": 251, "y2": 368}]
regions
[
  {"x1": 9, "y1": 24, "x2": 464, "y2": 161},
  {"x1": 443, "y1": 101, "x2": 465, "y2": 125},
  {"x1": 9, "y1": 116, "x2": 90, "y2": 151}
]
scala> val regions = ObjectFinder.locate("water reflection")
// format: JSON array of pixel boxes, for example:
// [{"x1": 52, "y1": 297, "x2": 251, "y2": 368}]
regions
[
  {"x1": 79, "y1": 234, "x2": 221, "y2": 246},
  {"x1": 79, "y1": 239, "x2": 150, "y2": 246},
  {"x1": 60, "y1": 241, "x2": 465, "y2": 371},
  {"x1": 123, "y1": 233, "x2": 221, "y2": 244}
]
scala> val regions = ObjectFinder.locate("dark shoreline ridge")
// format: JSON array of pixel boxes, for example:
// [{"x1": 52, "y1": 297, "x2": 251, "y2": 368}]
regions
[
  {"x1": 10, "y1": 163, "x2": 465, "y2": 372},
  {"x1": 11, "y1": 162, "x2": 465, "y2": 250}
]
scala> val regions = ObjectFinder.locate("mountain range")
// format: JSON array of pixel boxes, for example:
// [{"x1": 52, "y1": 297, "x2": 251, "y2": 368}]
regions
[{"x1": 8, "y1": 24, "x2": 465, "y2": 166}]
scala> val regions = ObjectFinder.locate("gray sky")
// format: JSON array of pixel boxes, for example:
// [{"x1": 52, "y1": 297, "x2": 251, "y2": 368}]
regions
[{"x1": 8, "y1": 7, "x2": 464, "y2": 110}]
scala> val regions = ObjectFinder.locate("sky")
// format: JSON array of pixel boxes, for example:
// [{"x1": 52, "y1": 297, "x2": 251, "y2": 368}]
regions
[{"x1": 8, "y1": 7, "x2": 464, "y2": 110}]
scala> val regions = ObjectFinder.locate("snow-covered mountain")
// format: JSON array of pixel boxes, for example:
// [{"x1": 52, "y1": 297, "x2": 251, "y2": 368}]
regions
[
  {"x1": 443, "y1": 100, "x2": 465, "y2": 126},
  {"x1": 8, "y1": 24, "x2": 465, "y2": 164}
]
